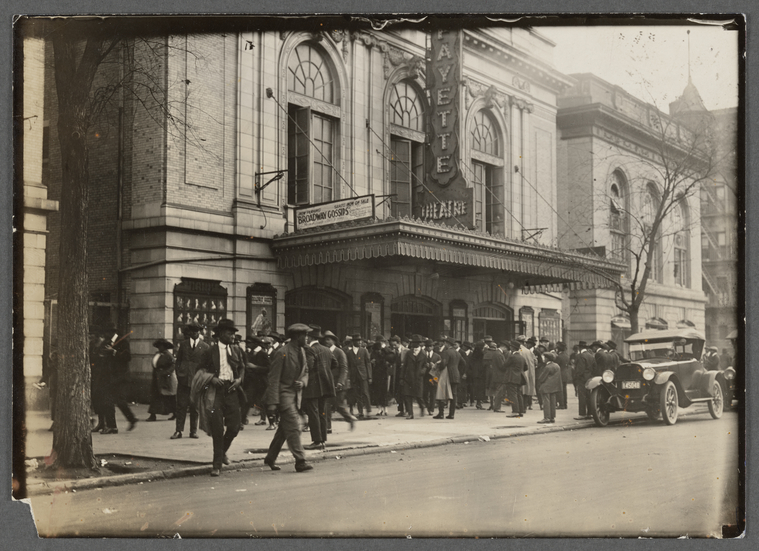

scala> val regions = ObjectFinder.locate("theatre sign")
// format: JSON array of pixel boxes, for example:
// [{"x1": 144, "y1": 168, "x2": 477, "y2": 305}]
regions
[
  {"x1": 422, "y1": 29, "x2": 474, "y2": 228},
  {"x1": 294, "y1": 195, "x2": 375, "y2": 230}
]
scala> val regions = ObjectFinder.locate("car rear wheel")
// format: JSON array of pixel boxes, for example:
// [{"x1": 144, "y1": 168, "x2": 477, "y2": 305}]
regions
[
  {"x1": 590, "y1": 387, "x2": 610, "y2": 427},
  {"x1": 660, "y1": 381, "x2": 678, "y2": 425},
  {"x1": 708, "y1": 381, "x2": 723, "y2": 419}
]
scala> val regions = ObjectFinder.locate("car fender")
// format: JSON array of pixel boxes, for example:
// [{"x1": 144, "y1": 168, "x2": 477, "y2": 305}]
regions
[
  {"x1": 653, "y1": 372, "x2": 691, "y2": 407},
  {"x1": 585, "y1": 376, "x2": 603, "y2": 391},
  {"x1": 701, "y1": 370, "x2": 724, "y2": 397}
]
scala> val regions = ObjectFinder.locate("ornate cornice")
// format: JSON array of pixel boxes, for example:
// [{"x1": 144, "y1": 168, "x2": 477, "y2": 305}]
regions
[{"x1": 464, "y1": 76, "x2": 534, "y2": 114}]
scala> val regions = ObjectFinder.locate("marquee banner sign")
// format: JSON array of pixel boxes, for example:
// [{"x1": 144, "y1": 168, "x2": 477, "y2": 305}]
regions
[{"x1": 294, "y1": 195, "x2": 375, "y2": 230}]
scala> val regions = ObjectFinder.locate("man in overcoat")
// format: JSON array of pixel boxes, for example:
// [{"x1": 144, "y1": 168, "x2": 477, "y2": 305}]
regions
[
  {"x1": 573, "y1": 341, "x2": 596, "y2": 420},
  {"x1": 505, "y1": 341, "x2": 527, "y2": 417},
  {"x1": 100, "y1": 322, "x2": 138, "y2": 433},
  {"x1": 346, "y1": 334, "x2": 373, "y2": 419},
  {"x1": 435, "y1": 336, "x2": 461, "y2": 419},
  {"x1": 489, "y1": 341, "x2": 510, "y2": 413},
  {"x1": 555, "y1": 342, "x2": 571, "y2": 410},
  {"x1": 322, "y1": 330, "x2": 356, "y2": 433},
  {"x1": 421, "y1": 339, "x2": 441, "y2": 415},
  {"x1": 172, "y1": 322, "x2": 209, "y2": 439},
  {"x1": 302, "y1": 325, "x2": 337, "y2": 450},
  {"x1": 263, "y1": 323, "x2": 313, "y2": 472},
  {"x1": 401, "y1": 335, "x2": 426, "y2": 418},
  {"x1": 196, "y1": 319, "x2": 246, "y2": 476},
  {"x1": 537, "y1": 351, "x2": 562, "y2": 423}
]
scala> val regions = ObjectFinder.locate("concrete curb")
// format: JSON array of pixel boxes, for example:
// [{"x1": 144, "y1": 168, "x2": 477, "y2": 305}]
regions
[{"x1": 26, "y1": 409, "x2": 710, "y2": 496}]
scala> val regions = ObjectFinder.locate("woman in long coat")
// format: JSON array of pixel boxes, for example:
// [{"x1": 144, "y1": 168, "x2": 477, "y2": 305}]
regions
[
  {"x1": 147, "y1": 338, "x2": 177, "y2": 421},
  {"x1": 401, "y1": 337, "x2": 426, "y2": 418}
]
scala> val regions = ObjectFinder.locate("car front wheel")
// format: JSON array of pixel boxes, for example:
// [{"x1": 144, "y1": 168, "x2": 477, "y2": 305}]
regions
[
  {"x1": 660, "y1": 380, "x2": 679, "y2": 425},
  {"x1": 590, "y1": 387, "x2": 610, "y2": 427},
  {"x1": 708, "y1": 381, "x2": 723, "y2": 419}
]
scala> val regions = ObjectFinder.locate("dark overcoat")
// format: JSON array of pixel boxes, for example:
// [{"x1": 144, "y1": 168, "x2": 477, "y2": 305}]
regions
[{"x1": 302, "y1": 342, "x2": 337, "y2": 399}]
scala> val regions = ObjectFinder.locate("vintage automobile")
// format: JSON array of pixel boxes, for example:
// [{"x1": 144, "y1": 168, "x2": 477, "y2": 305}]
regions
[{"x1": 586, "y1": 329, "x2": 726, "y2": 426}]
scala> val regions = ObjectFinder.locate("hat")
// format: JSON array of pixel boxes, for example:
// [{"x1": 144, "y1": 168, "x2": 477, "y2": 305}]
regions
[
  {"x1": 539, "y1": 336, "x2": 550, "y2": 343},
  {"x1": 389, "y1": 335, "x2": 401, "y2": 343},
  {"x1": 483, "y1": 335, "x2": 493, "y2": 343},
  {"x1": 323, "y1": 330, "x2": 339, "y2": 342},
  {"x1": 606, "y1": 340, "x2": 617, "y2": 350},
  {"x1": 308, "y1": 325, "x2": 323, "y2": 339},
  {"x1": 214, "y1": 319, "x2": 239, "y2": 334},
  {"x1": 375, "y1": 335, "x2": 387, "y2": 343},
  {"x1": 526, "y1": 336, "x2": 537, "y2": 345},
  {"x1": 409, "y1": 334, "x2": 424, "y2": 345},
  {"x1": 444, "y1": 336, "x2": 456, "y2": 345},
  {"x1": 499, "y1": 340, "x2": 511, "y2": 348},
  {"x1": 510, "y1": 340, "x2": 522, "y2": 350},
  {"x1": 556, "y1": 341, "x2": 567, "y2": 351},
  {"x1": 516, "y1": 334, "x2": 527, "y2": 342},
  {"x1": 424, "y1": 339, "x2": 434, "y2": 347},
  {"x1": 246, "y1": 336, "x2": 266, "y2": 347},
  {"x1": 351, "y1": 334, "x2": 363, "y2": 342},
  {"x1": 184, "y1": 321, "x2": 203, "y2": 332},
  {"x1": 461, "y1": 341, "x2": 473, "y2": 350},
  {"x1": 579, "y1": 340, "x2": 588, "y2": 347},
  {"x1": 153, "y1": 338, "x2": 174, "y2": 350},
  {"x1": 287, "y1": 323, "x2": 312, "y2": 335},
  {"x1": 544, "y1": 351, "x2": 557, "y2": 361},
  {"x1": 706, "y1": 345, "x2": 718, "y2": 352}
]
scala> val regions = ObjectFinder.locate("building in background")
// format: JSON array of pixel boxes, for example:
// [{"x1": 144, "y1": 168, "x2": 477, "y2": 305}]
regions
[
  {"x1": 668, "y1": 80, "x2": 739, "y2": 352},
  {"x1": 556, "y1": 73, "x2": 709, "y2": 345}
]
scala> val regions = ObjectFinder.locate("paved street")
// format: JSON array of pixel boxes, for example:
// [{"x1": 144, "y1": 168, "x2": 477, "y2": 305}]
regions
[{"x1": 28, "y1": 409, "x2": 739, "y2": 538}]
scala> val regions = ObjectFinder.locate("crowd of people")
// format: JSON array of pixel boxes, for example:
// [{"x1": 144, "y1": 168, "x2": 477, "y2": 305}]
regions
[{"x1": 39, "y1": 320, "x2": 734, "y2": 477}]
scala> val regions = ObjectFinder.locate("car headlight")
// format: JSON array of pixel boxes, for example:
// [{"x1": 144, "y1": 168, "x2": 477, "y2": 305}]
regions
[
  {"x1": 602, "y1": 370, "x2": 615, "y2": 383},
  {"x1": 724, "y1": 371, "x2": 735, "y2": 380},
  {"x1": 642, "y1": 367, "x2": 655, "y2": 381}
]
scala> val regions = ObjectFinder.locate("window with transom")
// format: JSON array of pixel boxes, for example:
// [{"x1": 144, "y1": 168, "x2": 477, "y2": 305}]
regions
[
  {"x1": 470, "y1": 110, "x2": 504, "y2": 234},
  {"x1": 287, "y1": 43, "x2": 339, "y2": 206},
  {"x1": 388, "y1": 80, "x2": 426, "y2": 218}
]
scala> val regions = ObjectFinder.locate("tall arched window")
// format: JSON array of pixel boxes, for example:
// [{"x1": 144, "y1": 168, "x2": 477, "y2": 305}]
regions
[
  {"x1": 608, "y1": 170, "x2": 628, "y2": 264},
  {"x1": 673, "y1": 199, "x2": 690, "y2": 287},
  {"x1": 470, "y1": 110, "x2": 504, "y2": 234},
  {"x1": 388, "y1": 80, "x2": 425, "y2": 218},
  {"x1": 287, "y1": 43, "x2": 339, "y2": 205},
  {"x1": 642, "y1": 183, "x2": 663, "y2": 283}
]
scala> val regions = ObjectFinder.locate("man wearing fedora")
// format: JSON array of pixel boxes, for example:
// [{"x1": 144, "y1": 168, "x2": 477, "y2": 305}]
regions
[
  {"x1": 322, "y1": 330, "x2": 356, "y2": 434},
  {"x1": 346, "y1": 334, "x2": 373, "y2": 419},
  {"x1": 573, "y1": 341, "x2": 596, "y2": 420},
  {"x1": 196, "y1": 319, "x2": 247, "y2": 476},
  {"x1": 171, "y1": 322, "x2": 209, "y2": 439},
  {"x1": 302, "y1": 325, "x2": 337, "y2": 450},
  {"x1": 100, "y1": 322, "x2": 138, "y2": 433},
  {"x1": 264, "y1": 323, "x2": 313, "y2": 472},
  {"x1": 434, "y1": 336, "x2": 461, "y2": 419}
]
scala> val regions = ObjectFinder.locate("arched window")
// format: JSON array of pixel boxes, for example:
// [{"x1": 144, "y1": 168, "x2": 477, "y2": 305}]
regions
[
  {"x1": 673, "y1": 199, "x2": 690, "y2": 287},
  {"x1": 388, "y1": 80, "x2": 425, "y2": 218},
  {"x1": 470, "y1": 110, "x2": 504, "y2": 234},
  {"x1": 642, "y1": 184, "x2": 663, "y2": 283},
  {"x1": 608, "y1": 171, "x2": 628, "y2": 264},
  {"x1": 287, "y1": 43, "x2": 339, "y2": 206}
]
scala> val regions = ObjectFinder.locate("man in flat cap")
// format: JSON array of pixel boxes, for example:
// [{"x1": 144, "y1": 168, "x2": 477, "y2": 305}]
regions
[
  {"x1": 263, "y1": 323, "x2": 313, "y2": 472},
  {"x1": 172, "y1": 322, "x2": 209, "y2": 439},
  {"x1": 194, "y1": 319, "x2": 246, "y2": 476}
]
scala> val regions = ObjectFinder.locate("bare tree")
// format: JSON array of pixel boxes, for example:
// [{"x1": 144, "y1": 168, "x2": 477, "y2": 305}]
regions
[{"x1": 32, "y1": 18, "x2": 214, "y2": 470}]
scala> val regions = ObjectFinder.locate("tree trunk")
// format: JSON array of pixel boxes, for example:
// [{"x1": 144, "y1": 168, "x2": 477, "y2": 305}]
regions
[
  {"x1": 50, "y1": 33, "x2": 98, "y2": 470},
  {"x1": 629, "y1": 304, "x2": 640, "y2": 335}
]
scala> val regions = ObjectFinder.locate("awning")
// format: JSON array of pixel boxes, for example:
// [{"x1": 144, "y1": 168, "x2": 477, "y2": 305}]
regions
[
  {"x1": 611, "y1": 315, "x2": 631, "y2": 329},
  {"x1": 645, "y1": 317, "x2": 669, "y2": 330},
  {"x1": 272, "y1": 217, "x2": 625, "y2": 290}
]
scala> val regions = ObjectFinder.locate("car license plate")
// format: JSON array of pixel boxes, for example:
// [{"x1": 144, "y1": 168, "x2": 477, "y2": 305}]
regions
[{"x1": 621, "y1": 380, "x2": 641, "y2": 389}]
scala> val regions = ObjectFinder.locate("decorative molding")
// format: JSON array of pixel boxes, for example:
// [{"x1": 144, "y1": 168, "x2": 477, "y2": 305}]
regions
[
  {"x1": 288, "y1": 91, "x2": 341, "y2": 118},
  {"x1": 389, "y1": 123, "x2": 425, "y2": 143},
  {"x1": 512, "y1": 75, "x2": 531, "y2": 93},
  {"x1": 463, "y1": 77, "x2": 507, "y2": 113},
  {"x1": 383, "y1": 45, "x2": 424, "y2": 79}
]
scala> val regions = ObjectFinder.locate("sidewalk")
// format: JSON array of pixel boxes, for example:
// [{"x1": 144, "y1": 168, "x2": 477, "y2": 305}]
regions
[{"x1": 22, "y1": 393, "x2": 654, "y2": 495}]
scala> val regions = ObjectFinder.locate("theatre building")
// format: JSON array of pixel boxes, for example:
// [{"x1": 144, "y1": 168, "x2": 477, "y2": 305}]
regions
[{"x1": 41, "y1": 24, "x2": 622, "y2": 399}]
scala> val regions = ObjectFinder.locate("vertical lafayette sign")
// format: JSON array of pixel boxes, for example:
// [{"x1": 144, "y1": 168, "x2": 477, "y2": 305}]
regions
[
  {"x1": 428, "y1": 29, "x2": 462, "y2": 187},
  {"x1": 423, "y1": 29, "x2": 474, "y2": 228}
]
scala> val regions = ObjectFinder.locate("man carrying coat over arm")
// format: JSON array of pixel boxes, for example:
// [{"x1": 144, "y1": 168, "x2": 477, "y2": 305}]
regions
[
  {"x1": 194, "y1": 319, "x2": 246, "y2": 477},
  {"x1": 263, "y1": 323, "x2": 313, "y2": 472}
]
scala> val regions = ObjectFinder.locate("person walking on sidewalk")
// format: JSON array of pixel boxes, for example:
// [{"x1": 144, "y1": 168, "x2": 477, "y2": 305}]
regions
[
  {"x1": 171, "y1": 322, "x2": 208, "y2": 439},
  {"x1": 322, "y1": 330, "x2": 356, "y2": 433},
  {"x1": 263, "y1": 323, "x2": 313, "y2": 473},
  {"x1": 555, "y1": 342, "x2": 571, "y2": 410},
  {"x1": 302, "y1": 325, "x2": 337, "y2": 451},
  {"x1": 537, "y1": 352, "x2": 562, "y2": 423},
  {"x1": 434, "y1": 336, "x2": 461, "y2": 419},
  {"x1": 195, "y1": 319, "x2": 246, "y2": 477},
  {"x1": 100, "y1": 323, "x2": 139, "y2": 433}
]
